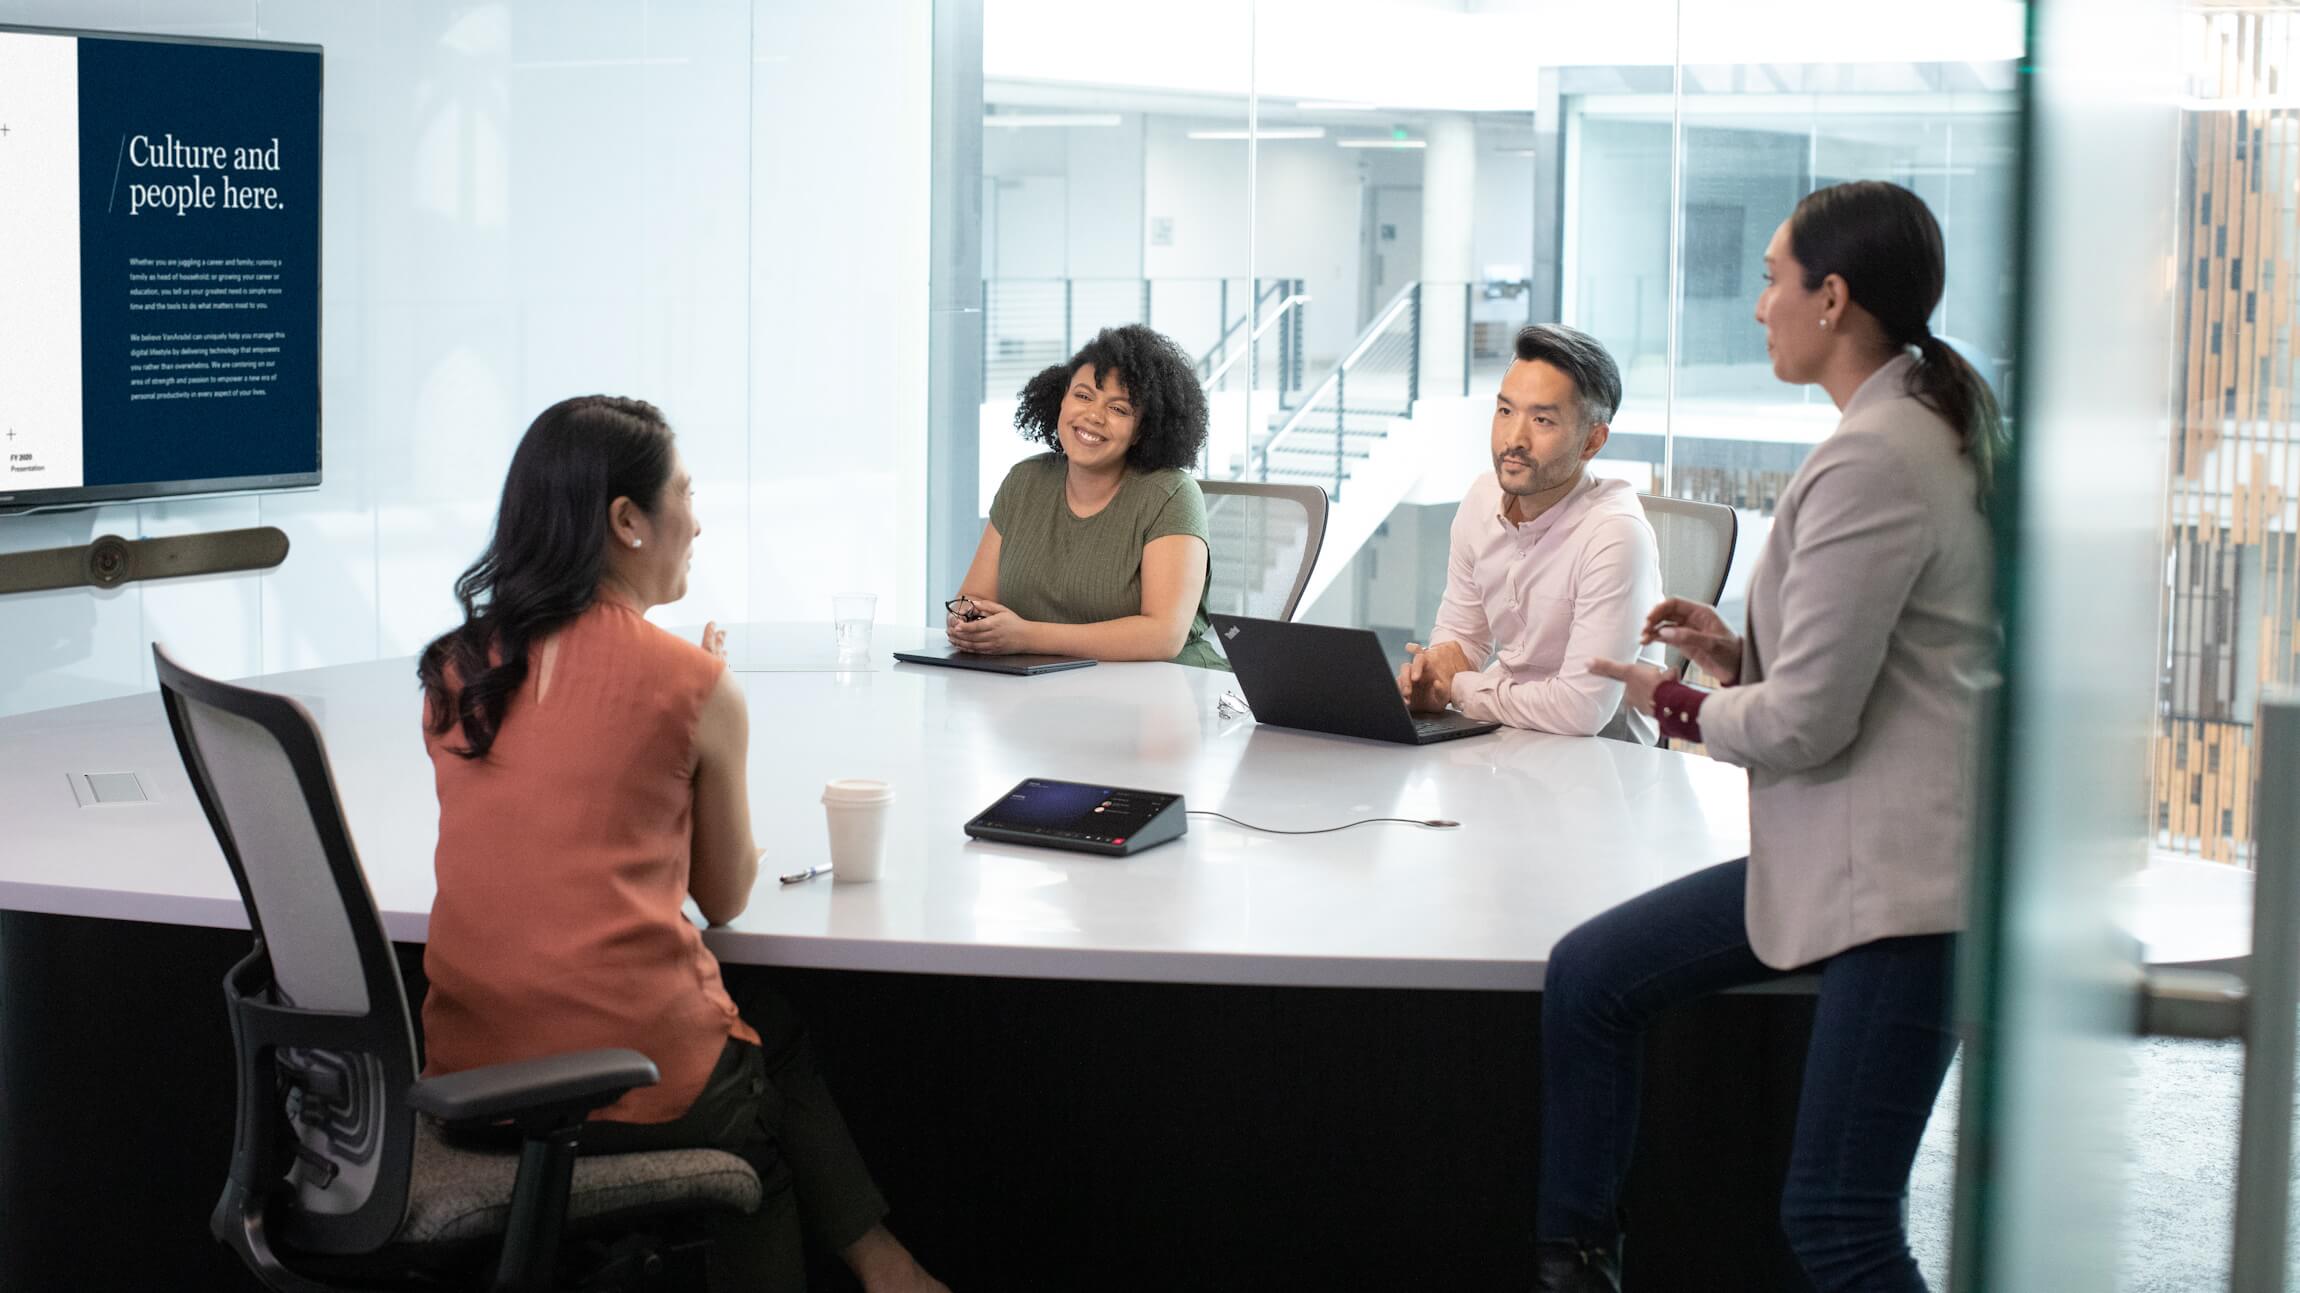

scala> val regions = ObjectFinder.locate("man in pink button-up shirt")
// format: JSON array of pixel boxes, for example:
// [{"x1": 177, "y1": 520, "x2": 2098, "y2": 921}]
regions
[{"x1": 1396, "y1": 324, "x2": 1663, "y2": 743}]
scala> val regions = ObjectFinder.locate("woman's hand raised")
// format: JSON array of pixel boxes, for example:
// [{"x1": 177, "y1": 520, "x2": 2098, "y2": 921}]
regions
[{"x1": 1641, "y1": 598, "x2": 1742, "y2": 684}]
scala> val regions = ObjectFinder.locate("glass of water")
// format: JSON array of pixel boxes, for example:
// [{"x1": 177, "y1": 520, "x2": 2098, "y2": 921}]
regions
[{"x1": 832, "y1": 593, "x2": 876, "y2": 664}]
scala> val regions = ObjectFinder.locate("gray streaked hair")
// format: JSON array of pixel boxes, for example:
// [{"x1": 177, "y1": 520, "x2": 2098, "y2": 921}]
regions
[{"x1": 1512, "y1": 323, "x2": 1623, "y2": 430}]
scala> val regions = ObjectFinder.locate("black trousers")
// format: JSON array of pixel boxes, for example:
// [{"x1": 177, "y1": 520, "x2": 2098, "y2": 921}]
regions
[{"x1": 580, "y1": 985, "x2": 891, "y2": 1293}]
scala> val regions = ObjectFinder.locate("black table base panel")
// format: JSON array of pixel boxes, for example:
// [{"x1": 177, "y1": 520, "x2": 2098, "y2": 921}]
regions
[
  {"x1": 0, "y1": 911, "x2": 1820, "y2": 1292},
  {"x1": 1, "y1": 910, "x2": 256, "y2": 1293}
]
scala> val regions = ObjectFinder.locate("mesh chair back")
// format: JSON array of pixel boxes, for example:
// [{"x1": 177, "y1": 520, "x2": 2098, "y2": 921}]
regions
[
  {"x1": 1636, "y1": 494, "x2": 1738, "y2": 678},
  {"x1": 173, "y1": 699, "x2": 370, "y2": 1013},
  {"x1": 1199, "y1": 480, "x2": 1329, "y2": 622},
  {"x1": 155, "y1": 645, "x2": 420, "y2": 1257}
]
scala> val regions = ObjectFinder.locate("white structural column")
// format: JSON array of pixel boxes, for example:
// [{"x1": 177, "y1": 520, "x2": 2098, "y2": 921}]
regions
[{"x1": 1418, "y1": 113, "x2": 1477, "y2": 401}]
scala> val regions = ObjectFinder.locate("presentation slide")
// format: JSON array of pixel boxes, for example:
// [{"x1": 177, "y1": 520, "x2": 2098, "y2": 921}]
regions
[{"x1": 0, "y1": 29, "x2": 320, "y2": 505}]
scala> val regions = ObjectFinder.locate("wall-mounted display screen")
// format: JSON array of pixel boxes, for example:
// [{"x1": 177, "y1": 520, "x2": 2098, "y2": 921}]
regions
[{"x1": 0, "y1": 26, "x2": 321, "y2": 514}]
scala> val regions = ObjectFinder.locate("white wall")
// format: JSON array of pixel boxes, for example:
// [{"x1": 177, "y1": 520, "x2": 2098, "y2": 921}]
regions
[
  {"x1": 1065, "y1": 117, "x2": 1146, "y2": 280},
  {"x1": 1141, "y1": 116, "x2": 1251, "y2": 283},
  {"x1": 1253, "y1": 139, "x2": 1367, "y2": 368},
  {"x1": 1053, "y1": 109, "x2": 1551, "y2": 373},
  {"x1": 750, "y1": 1, "x2": 932, "y2": 618},
  {"x1": 1472, "y1": 138, "x2": 1537, "y2": 353},
  {"x1": 1561, "y1": 114, "x2": 1673, "y2": 402},
  {"x1": 981, "y1": 123, "x2": 1066, "y2": 280},
  {"x1": 1474, "y1": 149, "x2": 1537, "y2": 283},
  {"x1": 1143, "y1": 117, "x2": 1378, "y2": 366},
  {"x1": 981, "y1": 116, "x2": 1144, "y2": 281},
  {"x1": 0, "y1": 0, "x2": 931, "y2": 720},
  {"x1": 988, "y1": 107, "x2": 1556, "y2": 378}
]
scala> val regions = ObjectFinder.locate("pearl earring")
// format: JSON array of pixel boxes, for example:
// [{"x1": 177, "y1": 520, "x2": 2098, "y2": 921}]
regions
[
  {"x1": 631, "y1": 539, "x2": 642, "y2": 549},
  {"x1": 1819, "y1": 318, "x2": 1830, "y2": 329}
]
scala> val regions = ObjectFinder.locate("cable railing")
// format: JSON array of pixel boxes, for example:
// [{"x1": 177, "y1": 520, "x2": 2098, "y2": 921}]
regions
[
  {"x1": 982, "y1": 276, "x2": 1491, "y2": 509},
  {"x1": 1203, "y1": 291, "x2": 1312, "y2": 389},
  {"x1": 1252, "y1": 283, "x2": 1426, "y2": 502},
  {"x1": 1194, "y1": 278, "x2": 1304, "y2": 391},
  {"x1": 980, "y1": 275, "x2": 1307, "y2": 404},
  {"x1": 980, "y1": 278, "x2": 1146, "y2": 400}
]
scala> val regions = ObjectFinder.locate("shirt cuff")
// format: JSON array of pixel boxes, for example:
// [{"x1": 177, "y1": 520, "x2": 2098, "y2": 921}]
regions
[
  {"x1": 1655, "y1": 679, "x2": 1708, "y2": 744},
  {"x1": 1447, "y1": 666, "x2": 1496, "y2": 720}
]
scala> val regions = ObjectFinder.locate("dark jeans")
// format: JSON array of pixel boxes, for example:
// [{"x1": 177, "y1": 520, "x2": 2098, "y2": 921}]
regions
[
  {"x1": 579, "y1": 985, "x2": 890, "y2": 1293},
  {"x1": 1537, "y1": 859, "x2": 1957, "y2": 1293}
]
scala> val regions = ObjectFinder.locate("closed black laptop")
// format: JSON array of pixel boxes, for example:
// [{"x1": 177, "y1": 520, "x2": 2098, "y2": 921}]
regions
[
  {"x1": 891, "y1": 644, "x2": 1097, "y2": 676},
  {"x1": 1208, "y1": 614, "x2": 1500, "y2": 746}
]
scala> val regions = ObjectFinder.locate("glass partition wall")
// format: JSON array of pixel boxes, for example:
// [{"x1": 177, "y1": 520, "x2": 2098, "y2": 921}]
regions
[
  {"x1": 940, "y1": 6, "x2": 2293, "y2": 1284},
  {"x1": 937, "y1": 5, "x2": 2186, "y2": 1290},
  {"x1": 942, "y1": 0, "x2": 2025, "y2": 660}
]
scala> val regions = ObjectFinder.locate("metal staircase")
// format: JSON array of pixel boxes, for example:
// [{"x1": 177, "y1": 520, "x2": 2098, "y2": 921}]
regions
[
  {"x1": 1189, "y1": 283, "x2": 1437, "y2": 616},
  {"x1": 1249, "y1": 283, "x2": 1424, "y2": 503},
  {"x1": 977, "y1": 274, "x2": 1453, "y2": 620}
]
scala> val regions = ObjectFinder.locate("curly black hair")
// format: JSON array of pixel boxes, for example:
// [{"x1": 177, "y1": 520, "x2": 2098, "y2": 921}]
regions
[{"x1": 1014, "y1": 324, "x2": 1209, "y2": 472}]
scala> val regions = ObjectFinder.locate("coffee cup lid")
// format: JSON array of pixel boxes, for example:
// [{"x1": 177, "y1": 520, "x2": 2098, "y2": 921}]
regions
[{"x1": 822, "y1": 778, "x2": 893, "y2": 805}]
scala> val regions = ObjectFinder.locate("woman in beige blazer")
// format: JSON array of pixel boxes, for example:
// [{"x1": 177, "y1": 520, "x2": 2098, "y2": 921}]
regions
[{"x1": 1538, "y1": 181, "x2": 2003, "y2": 1293}]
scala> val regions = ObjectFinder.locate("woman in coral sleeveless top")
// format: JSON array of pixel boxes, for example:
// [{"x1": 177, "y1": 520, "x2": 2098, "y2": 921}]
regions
[{"x1": 417, "y1": 396, "x2": 946, "y2": 1293}]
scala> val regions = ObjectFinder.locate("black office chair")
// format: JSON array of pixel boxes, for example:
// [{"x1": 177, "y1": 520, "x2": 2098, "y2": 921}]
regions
[{"x1": 154, "y1": 645, "x2": 762, "y2": 1292}]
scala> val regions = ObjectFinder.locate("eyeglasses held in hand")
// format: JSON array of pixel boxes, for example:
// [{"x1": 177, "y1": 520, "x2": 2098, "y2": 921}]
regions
[{"x1": 945, "y1": 597, "x2": 986, "y2": 622}]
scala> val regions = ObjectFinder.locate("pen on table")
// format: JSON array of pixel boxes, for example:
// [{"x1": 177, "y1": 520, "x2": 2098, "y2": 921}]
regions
[{"x1": 779, "y1": 863, "x2": 833, "y2": 885}]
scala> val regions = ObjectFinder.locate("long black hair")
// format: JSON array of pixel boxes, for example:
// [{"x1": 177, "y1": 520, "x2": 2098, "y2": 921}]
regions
[
  {"x1": 1014, "y1": 324, "x2": 1209, "y2": 472},
  {"x1": 417, "y1": 395, "x2": 675, "y2": 759},
  {"x1": 1788, "y1": 180, "x2": 2006, "y2": 499}
]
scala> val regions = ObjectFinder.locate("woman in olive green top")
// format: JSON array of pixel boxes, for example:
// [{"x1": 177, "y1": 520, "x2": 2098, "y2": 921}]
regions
[{"x1": 950, "y1": 324, "x2": 1226, "y2": 670}]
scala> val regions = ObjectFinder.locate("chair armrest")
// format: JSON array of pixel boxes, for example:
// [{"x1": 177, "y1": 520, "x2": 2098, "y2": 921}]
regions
[{"x1": 407, "y1": 1048, "x2": 659, "y2": 1128}]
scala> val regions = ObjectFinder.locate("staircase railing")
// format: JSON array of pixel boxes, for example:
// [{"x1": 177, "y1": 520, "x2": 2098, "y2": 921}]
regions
[
  {"x1": 979, "y1": 275, "x2": 1307, "y2": 404},
  {"x1": 1202, "y1": 291, "x2": 1312, "y2": 389},
  {"x1": 1194, "y1": 278, "x2": 1293, "y2": 384},
  {"x1": 1253, "y1": 283, "x2": 1423, "y2": 501}
]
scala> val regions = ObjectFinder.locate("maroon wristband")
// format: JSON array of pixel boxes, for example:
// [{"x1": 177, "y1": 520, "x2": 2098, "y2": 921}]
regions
[{"x1": 1654, "y1": 679, "x2": 1709, "y2": 744}]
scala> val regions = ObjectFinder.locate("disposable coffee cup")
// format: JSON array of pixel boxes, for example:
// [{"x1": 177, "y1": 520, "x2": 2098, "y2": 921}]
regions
[{"x1": 822, "y1": 779, "x2": 894, "y2": 884}]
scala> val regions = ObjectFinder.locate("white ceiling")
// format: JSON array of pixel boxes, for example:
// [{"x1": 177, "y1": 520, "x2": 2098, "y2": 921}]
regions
[{"x1": 986, "y1": 0, "x2": 2027, "y2": 113}]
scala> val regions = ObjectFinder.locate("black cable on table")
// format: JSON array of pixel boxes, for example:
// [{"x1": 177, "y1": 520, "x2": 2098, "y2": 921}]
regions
[{"x1": 1185, "y1": 810, "x2": 1459, "y2": 835}]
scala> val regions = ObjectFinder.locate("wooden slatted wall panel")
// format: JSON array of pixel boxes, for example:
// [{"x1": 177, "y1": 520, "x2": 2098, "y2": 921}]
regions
[{"x1": 2155, "y1": 8, "x2": 2298, "y2": 868}]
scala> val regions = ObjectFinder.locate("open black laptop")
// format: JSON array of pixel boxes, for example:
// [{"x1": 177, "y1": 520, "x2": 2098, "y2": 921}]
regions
[
  {"x1": 891, "y1": 643, "x2": 1097, "y2": 676},
  {"x1": 1209, "y1": 614, "x2": 1501, "y2": 745}
]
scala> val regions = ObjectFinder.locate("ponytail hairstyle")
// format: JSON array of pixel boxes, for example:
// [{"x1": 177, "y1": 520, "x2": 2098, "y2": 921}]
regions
[
  {"x1": 417, "y1": 395, "x2": 676, "y2": 759},
  {"x1": 1788, "y1": 180, "x2": 2006, "y2": 501}
]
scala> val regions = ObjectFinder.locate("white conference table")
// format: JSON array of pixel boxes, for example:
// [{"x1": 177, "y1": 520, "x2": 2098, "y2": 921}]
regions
[
  {"x1": 0, "y1": 622, "x2": 1756, "y2": 991},
  {"x1": 5, "y1": 622, "x2": 2247, "y2": 1292}
]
